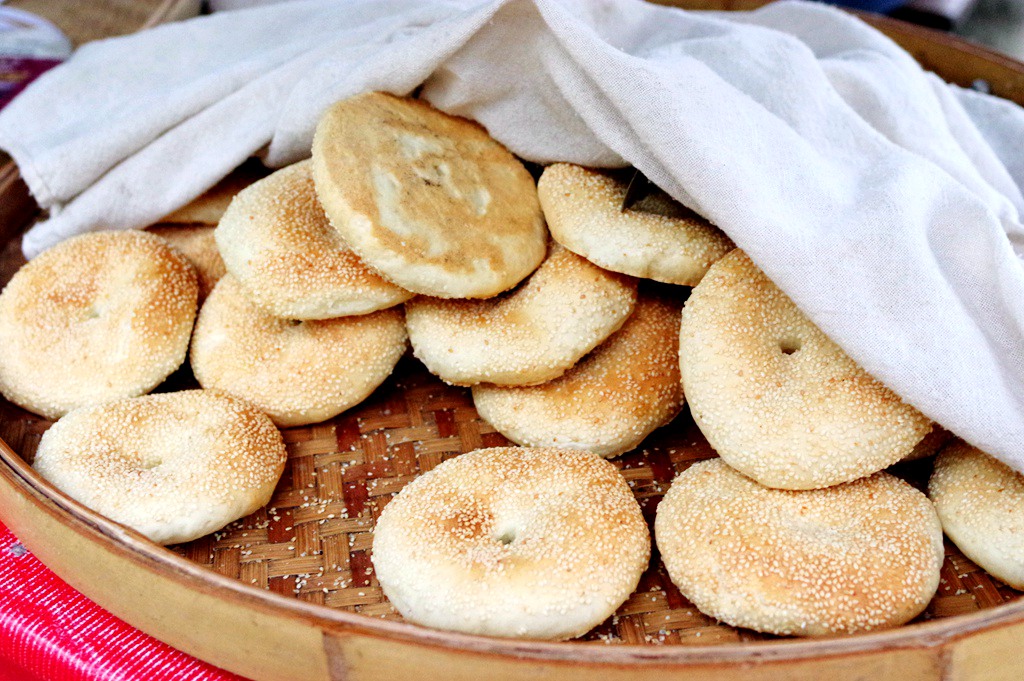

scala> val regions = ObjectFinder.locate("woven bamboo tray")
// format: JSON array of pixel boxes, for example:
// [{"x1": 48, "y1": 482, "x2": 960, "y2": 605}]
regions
[{"x1": 2, "y1": 4, "x2": 1024, "y2": 680}]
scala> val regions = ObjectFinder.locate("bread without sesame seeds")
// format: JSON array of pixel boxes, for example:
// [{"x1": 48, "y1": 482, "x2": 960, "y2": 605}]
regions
[{"x1": 312, "y1": 92, "x2": 547, "y2": 299}]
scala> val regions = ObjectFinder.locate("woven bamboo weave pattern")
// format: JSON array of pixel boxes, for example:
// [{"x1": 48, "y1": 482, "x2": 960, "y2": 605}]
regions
[
  {"x1": 0, "y1": 351, "x2": 1017, "y2": 645},
  {"x1": 0, "y1": 231, "x2": 1018, "y2": 643}
]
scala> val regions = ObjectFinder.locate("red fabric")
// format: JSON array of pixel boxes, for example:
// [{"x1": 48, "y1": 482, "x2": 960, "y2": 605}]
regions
[
  {"x1": 0, "y1": 658, "x2": 45, "y2": 681},
  {"x1": 0, "y1": 521, "x2": 242, "y2": 681},
  {"x1": 0, "y1": 57, "x2": 64, "y2": 111}
]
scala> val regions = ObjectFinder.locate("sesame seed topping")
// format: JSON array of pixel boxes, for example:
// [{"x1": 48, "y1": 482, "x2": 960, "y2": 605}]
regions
[
  {"x1": 407, "y1": 244, "x2": 636, "y2": 387},
  {"x1": 32, "y1": 389, "x2": 287, "y2": 545},
  {"x1": 473, "y1": 294, "x2": 684, "y2": 458},
  {"x1": 679, "y1": 250, "x2": 932, "y2": 489},
  {"x1": 538, "y1": 163, "x2": 733, "y2": 286},
  {"x1": 0, "y1": 230, "x2": 198, "y2": 419},
  {"x1": 372, "y1": 446, "x2": 649, "y2": 640},
  {"x1": 655, "y1": 459, "x2": 944, "y2": 636}
]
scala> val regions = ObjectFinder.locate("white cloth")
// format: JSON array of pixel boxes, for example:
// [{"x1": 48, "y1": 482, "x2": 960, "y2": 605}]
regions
[{"x1": 1, "y1": 0, "x2": 1022, "y2": 472}]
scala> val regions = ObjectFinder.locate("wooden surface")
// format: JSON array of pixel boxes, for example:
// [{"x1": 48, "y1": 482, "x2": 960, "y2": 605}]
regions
[
  {"x1": 652, "y1": 0, "x2": 1024, "y2": 100},
  {"x1": 6, "y1": 0, "x2": 201, "y2": 46},
  {"x1": 2, "y1": 2, "x2": 1024, "y2": 680}
]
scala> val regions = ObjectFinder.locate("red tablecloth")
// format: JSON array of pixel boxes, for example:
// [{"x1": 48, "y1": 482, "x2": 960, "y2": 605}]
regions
[{"x1": 0, "y1": 521, "x2": 241, "y2": 681}]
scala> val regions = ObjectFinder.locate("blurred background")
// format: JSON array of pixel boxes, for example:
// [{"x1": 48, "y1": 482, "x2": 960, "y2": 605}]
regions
[
  {"x1": 0, "y1": 0, "x2": 1022, "y2": 55},
  {"x1": 952, "y1": 0, "x2": 1024, "y2": 58},
  {"x1": 0, "y1": 0, "x2": 1022, "y2": 113}
]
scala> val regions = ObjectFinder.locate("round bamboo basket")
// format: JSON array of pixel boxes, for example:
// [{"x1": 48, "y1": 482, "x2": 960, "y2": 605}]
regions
[{"x1": 2, "y1": 4, "x2": 1024, "y2": 680}]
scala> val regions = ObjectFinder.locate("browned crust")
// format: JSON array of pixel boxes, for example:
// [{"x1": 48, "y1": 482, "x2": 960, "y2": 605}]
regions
[
  {"x1": 190, "y1": 274, "x2": 407, "y2": 427},
  {"x1": 679, "y1": 250, "x2": 931, "y2": 489},
  {"x1": 406, "y1": 245, "x2": 636, "y2": 386},
  {"x1": 473, "y1": 294, "x2": 683, "y2": 457},
  {"x1": 215, "y1": 160, "x2": 412, "y2": 319},
  {"x1": 312, "y1": 93, "x2": 546, "y2": 298},
  {"x1": 539, "y1": 164, "x2": 732, "y2": 286},
  {"x1": 148, "y1": 224, "x2": 226, "y2": 301},
  {"x1": 0, "y1": 230, "x2": 198, "y2": 419},
  {"x1": 656, "y1": 460, "x2": 944, "y2": 636}
]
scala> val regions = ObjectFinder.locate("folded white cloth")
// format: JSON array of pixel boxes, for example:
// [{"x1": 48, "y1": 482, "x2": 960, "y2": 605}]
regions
[{"x1": 1, "y1": 0, "x2": 1022, "y2": 472}]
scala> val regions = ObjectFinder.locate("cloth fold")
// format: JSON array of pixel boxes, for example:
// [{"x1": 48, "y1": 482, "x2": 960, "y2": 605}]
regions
[{"x1": 0, "y1": 0, "x2": 1022, "y2": 472}]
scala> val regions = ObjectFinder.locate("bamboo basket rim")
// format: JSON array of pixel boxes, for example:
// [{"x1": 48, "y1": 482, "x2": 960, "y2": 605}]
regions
[
  {"x1": 3, "y1": 431, "x2": 1023, "y2": 665},
  {"x1": 1, "y1": 3, "x2": 1024, "y2": 670}
]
